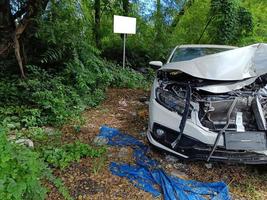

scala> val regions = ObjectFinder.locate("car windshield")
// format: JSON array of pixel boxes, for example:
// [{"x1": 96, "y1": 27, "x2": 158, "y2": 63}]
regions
[{"x1": 170, "y1": 47, "x2": 233, "y2": 62}]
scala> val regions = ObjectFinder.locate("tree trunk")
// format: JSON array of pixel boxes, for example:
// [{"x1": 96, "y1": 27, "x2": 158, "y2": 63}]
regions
[
  {"x1": 94, "y1": 0, "x2": 101, "y2": 48},
  {"x1": 171, "y1": 0, "x2": 195, "y2": 28},
  {"x1": 0, "y1": 0, "x2": 26, "y2": 77},
  {"x1": 21, "y1": 39, "x2": 27, "y2": 65},
  {"x1": 122, "y1": 0, "x2": 129, "y2": 16},
  {"x1": 155, "y1": 0, "x2": 163, "y2": 43},
  {"x1": 197, "y1": 15, "x2": 215, "y2": 43},
  {"x1": 14, "y1": 34, "x2": 26, "y2": 78},
  {"x1": 0, "y1": 0, "x2": 13, "y2": 56},
  {"x1": 0, "y1": 0, "x2": 12, "y2": 26},
  {"x1": 1, "y1": 0, "x2": 49, "y2": 78}
]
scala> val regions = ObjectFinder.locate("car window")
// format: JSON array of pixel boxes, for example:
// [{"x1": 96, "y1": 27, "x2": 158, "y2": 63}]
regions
[{"x1": 170, "y1": 47, "x2": 232, "y2": 62}]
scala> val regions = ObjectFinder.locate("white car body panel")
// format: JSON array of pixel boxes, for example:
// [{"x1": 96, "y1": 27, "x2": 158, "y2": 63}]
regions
[
  {"x1": 161, "y1": 43, "x2": 267, "y2": 81},
  {"x1": 196, "y1": 77, "x2": 257, "y2": 93}
]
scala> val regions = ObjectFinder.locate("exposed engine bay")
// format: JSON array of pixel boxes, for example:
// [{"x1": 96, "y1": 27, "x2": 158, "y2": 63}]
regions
[{"x1": 157, "y1": 71, "x2": 267, "y2": 133}]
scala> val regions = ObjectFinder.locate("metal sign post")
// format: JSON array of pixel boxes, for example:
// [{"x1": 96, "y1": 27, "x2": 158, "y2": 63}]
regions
[
  {"x1": 113, "y1": 15, "x2": 136, "y2": 68},
  {"x1": 123, "y1": 34, "x2": 126, "y2": 68}
]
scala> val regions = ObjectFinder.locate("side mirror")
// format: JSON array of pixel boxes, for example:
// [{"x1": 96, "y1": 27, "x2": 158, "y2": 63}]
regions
[{"x1": 149, "y1": 61, "x2": 163, "y2": 69}]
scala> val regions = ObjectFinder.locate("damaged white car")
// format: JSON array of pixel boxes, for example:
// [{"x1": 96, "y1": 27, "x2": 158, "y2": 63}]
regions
[{"x1": 147, "y1": 44, "x2": 267, "y2": 164}]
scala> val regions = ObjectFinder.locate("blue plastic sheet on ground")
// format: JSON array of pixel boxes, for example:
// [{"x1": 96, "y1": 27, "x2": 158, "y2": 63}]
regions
[{"x1": 98, "y1": 126, "x2": 231, "y2": 200}]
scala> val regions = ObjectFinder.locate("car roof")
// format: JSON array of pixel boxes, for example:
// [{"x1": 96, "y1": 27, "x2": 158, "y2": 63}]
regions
[{"x1": 177, "y1": 44, "x2": 238, "y2": 49}]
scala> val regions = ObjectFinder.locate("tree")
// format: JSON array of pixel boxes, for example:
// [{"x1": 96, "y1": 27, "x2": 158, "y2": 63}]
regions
[
  {"x1": 171, "y1": 0, "x2": 195, "y2": 28},
  {"x1": 152, "y1": 0, "x2": 167, "y2": 59},
  {"x1": 122, "y1": 0, "x2": 129, "y2": 16},
  {"x1": 238, "y1": 0, "x2": 266, "y2": 45},
  {"x1": 94, "y1": 0, "x2": 101, "y2": 48},
  {"x1": 170, "y1": 0, "x2": 210, "y2": 45},
  {"x1": 155, "y1": 0, "x2": 163, "y2": 42},
  {"x1": 0, "y1": 0, "x2": 49, "y2": 78},
  {"x1": 0, "y1": 0, "x2": 13, "y2": 56},
  {"x1": 207, "y1": 0, "x2": 253, "y2": 45}
]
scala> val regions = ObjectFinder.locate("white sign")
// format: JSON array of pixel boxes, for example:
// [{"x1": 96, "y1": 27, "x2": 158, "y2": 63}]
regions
[{"x1": 113, "y1": 15, "x2": 136, "y2": 34}]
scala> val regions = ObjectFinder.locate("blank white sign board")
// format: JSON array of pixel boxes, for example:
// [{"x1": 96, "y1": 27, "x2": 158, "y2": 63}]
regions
[{"x1": 113, "y1": 15, "x2": 136, "y2": 34}]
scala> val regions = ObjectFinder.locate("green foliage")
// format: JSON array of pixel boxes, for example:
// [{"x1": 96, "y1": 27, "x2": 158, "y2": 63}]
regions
[
  {"x1": 239, "y1": 1, "x2": 267, "y2": 45},
  {"x1": 208, "y1": 0, "x2": 253, "y2": 44},
  {"x1": 15, "y1": 127, "x2": 62, "y2": 147},
  {"x1": 0, "y1": 106, "x2": 42, "y2": 129},
  {"x1": 170, "y1": 0, "x2": 211, "y2": 44},
  {"x1": 0, "y1": 70, "x2": 79, "y2": 127},
  {"x1": 0, "y1": 1, "x2": 149, "y2": 131},
  {"x1": 41, "y1": 141, "x2": 106, "y2": 169},
  {"x1": 170, "y1": 0, "x2": 254, "y2": 45},
  {"x1": 0, "y1": 61, "x2": 149, "y2": 129},
  {"x1": 40, "y1": 47, "x2": 65, "y2": 64},
  {"x1": 0, "y1": 129, "x2": 47, "y2": 200},
  {"x1": 0, "y1": 127, "x2": 104, "y2": 200},
  {"x1": 109, "y1": 66, "x2": 150, "y2": 89},
  {"x1": 48, "y1": 176, "x2": 73, "y2": 200}
]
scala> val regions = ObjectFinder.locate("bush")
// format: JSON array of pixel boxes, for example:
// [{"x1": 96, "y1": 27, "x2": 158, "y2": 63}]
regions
[
  {"x1": 109, "y1": 66, "x2": 149, "y2": 89},
  {"x1": 0, "y1": 0, "x2": 152, "y2": 130},
  {"x1": 0, "y1": 60, "x2": 150, "y2": 129},
  {"x1": 0, "y1": 128, "x2": 106, "y2": 199},
  {"x1": 0, "y1": 106, "x2": 42, "y2": 129},
  {"x1": 0, "y1": 129, "x2": 47, "y2": 200},
  {"x1": 41, "y1": 141, "x2": 106, "y2": 169}
]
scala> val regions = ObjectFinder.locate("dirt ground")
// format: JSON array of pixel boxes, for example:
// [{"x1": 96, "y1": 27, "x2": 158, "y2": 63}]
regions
[{"x1": 46, "y1": 88, "x2": 267, "y2": 200}]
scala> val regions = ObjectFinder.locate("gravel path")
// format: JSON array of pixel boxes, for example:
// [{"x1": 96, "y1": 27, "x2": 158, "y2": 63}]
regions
[{"x1": 47, "y1": 88, "x2": 267, "y2": 200}]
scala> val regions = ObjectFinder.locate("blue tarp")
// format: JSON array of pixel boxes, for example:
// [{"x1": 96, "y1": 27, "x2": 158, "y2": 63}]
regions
[{"x1": 98, "y1": 126, "x2": 231, "y2": 200}]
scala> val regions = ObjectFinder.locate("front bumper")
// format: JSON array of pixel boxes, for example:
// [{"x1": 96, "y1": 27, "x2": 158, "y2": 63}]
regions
[
  {"x1": 148, "y1": 80, "x2": 267, "y2": 164},
  {"x1": 149, "y1": 98, "x2": 224, "y2": 146},
  {"x1": 148, "y1": 125, "x2": 267, "y2": 165}
]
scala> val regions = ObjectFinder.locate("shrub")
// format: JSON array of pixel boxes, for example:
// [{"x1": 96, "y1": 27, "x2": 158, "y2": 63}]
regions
[
  {"x1": 0, "y1": 128, "x2": 106, "y2": 199},
  {"x1": 41, "y1": 141, "x2": 106, "y2": 169},
  {"x1": 108, "y1": 64, "x2": 150, "y2": 89},
  {"x1": 0, "y1": 60, "x2": 150, "y2": 129},
  {"x1": 0, "y1": 129, "x2": 47, "y2": 200}
]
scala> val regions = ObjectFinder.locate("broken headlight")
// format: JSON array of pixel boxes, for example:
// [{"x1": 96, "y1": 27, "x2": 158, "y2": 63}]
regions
[{"x1": 156, "y1": 87, "x2": 191, "y2": 115}]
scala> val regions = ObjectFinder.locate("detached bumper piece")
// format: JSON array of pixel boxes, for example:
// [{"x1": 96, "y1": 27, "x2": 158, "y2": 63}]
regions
[
  {"x1": 151, "y1": 123, "x2": 267, "y2": 164},
  {"x1": 225, "y1": 131, "x2": 267, "y2": 151}
]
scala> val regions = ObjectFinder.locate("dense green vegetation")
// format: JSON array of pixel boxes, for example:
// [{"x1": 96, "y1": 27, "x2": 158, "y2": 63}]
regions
[
  {"x1": 0, "y1": 0, "x2": 266, "y2": 199},
  {"x1": 0, "y1": 130, "x2": 47, "y2": 199}
]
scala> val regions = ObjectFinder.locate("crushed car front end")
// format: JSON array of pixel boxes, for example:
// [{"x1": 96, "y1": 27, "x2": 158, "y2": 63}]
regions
[{"x1": 147, "y1": 44, "x2": 267, "y2": 164}]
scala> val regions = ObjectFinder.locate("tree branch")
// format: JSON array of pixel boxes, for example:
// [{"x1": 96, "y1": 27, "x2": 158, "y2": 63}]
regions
[
  {"x1": 12, "y1": 3, "x2": 28, "y2": 19},
  {"x1": 0, "y1": 0, "x2": 50, "y2": 78}
]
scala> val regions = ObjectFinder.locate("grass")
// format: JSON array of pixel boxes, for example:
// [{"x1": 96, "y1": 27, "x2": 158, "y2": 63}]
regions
[{"x1": 92, "y1": 155, "x2": 107, "y2": 175}]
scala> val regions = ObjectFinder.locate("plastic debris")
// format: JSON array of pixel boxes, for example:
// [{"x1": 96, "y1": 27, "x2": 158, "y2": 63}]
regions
[
  {"x1": 98, "y1": 126, "x2": 231, "y2": 200},
  {"x1": 170, "y1": 169, "x2": 188, "y2": 180},
  {"x1": 118, "y1": 147, "x2": 131, "y2": 159},
  {"x1": 15, "y1": 139, "x2": 34, "y2": 148},
  {"x1": 139, "y1": 131, "x2": 147, "y2": 138},
  {"x1": 93, "y1": 136, "x2": 109, "y2": 146},
  {"x1": 165, "y1": 154, "x2": 179, "y2": 163},
  {"x1": 118, "y1": 99, "x2": 128, "y2": 107},
  {"x1": 205, "y1": 163, "x2": 213, "y2": 169}
]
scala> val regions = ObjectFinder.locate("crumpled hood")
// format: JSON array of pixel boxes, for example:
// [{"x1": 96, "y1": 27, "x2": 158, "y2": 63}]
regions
[{"x1": 160, "y1": 43, "x2": 267, "y2": 81}]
